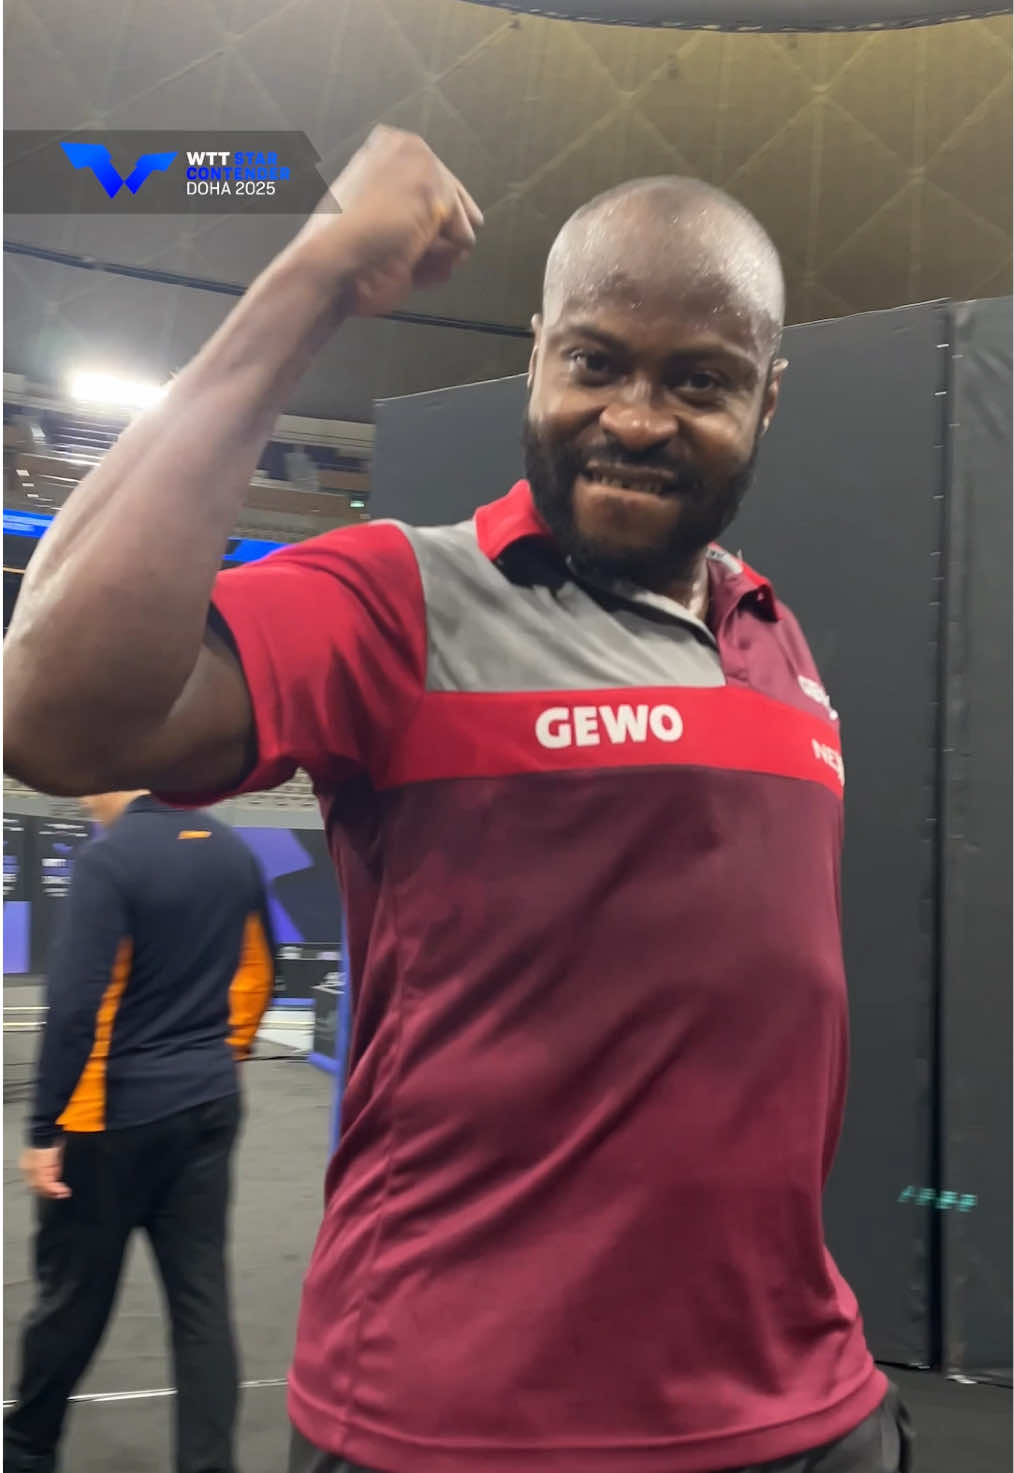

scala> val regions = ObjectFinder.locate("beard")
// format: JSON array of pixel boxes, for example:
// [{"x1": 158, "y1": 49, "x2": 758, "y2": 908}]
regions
[{"x1": 522, "y1": 411, "x2": 759, "y2": 591}]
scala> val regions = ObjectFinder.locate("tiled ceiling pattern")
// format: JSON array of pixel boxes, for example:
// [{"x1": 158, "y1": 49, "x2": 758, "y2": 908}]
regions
[{"x1": 4, "y1": 0, "x2": 1011, "y2": 420}]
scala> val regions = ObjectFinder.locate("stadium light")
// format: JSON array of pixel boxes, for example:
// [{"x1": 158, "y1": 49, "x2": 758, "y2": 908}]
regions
[{"x1": 67, "y1": 371, "x2": 168, "y2": 411}]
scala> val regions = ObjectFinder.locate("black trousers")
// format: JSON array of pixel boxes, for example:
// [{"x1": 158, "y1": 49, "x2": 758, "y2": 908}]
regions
[
  {"x1": 288, "y1": 1383, "x2": 914, "y2": 1473},
  {"x1": 4, "y1": 1093, "x2": 241, "y2": 1473}
]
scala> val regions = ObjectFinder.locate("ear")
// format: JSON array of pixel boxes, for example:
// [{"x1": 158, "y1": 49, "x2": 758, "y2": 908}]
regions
[
  {"x1": 528, "y1": 314, "x2": 543, "y2": 390},
  {"x1": 759, "y1": 357, "x2": 787, "y2": 437}
]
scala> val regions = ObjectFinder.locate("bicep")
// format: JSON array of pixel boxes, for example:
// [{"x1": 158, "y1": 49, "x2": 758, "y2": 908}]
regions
[
  {"x1": 132, "y1": 628, "x2": 257, "y2": 795},
  {"x1": 143, "y1": 523, "x2": 426, "y2": 799}
]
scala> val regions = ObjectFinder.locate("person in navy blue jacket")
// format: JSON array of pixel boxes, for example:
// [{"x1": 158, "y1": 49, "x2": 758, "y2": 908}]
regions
[{"x1": 5, "y1": 790, "x2": 275, "y2": 1473}]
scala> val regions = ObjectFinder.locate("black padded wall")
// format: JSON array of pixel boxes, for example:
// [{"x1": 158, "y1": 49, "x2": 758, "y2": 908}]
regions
[
  {"x1": 374, "y1": 374, "x2": 531, "y2": 528},
  {"x1": 720, "y1": 305, "x2": 948, "y2": 1368},
  {"x1": 939, "y1": 297, "x2": 1013, "y2": 1380}
]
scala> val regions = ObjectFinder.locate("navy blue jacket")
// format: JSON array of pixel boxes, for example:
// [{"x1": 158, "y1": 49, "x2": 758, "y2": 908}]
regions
[{"x1": 31, "y1": 797, "x2": 275, "y2": 1146}]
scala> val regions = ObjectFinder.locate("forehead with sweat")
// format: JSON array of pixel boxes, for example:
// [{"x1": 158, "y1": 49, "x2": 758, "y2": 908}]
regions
[{"x1": 540, "y1": 178, "x2": 785, "y2": 359}]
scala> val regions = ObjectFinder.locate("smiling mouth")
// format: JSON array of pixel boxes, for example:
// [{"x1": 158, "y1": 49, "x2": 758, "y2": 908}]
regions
[{"x1": 580, "y1": 468, "x2": 677, "y2": 496}]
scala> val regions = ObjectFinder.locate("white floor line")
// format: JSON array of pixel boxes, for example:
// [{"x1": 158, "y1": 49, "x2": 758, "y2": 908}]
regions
[{"x1": 3, "y1": 1377, "x2": 287, "y2": 1409}]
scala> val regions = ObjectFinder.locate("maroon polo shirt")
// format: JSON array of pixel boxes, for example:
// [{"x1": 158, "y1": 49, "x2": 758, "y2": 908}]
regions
[{"x1": 202, "y1": 482, "x2": 884, "y2": 1472}]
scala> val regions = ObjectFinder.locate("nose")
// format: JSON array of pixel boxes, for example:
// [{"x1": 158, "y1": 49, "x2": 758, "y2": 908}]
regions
[{"x1": 598, "y1": 396, "x2": 679, "y2": 453}]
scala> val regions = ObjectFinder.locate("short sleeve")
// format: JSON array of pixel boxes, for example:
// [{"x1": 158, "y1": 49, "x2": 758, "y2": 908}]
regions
[{"x1": 207, "y1": 520, "x2": 426, "y2": 798}]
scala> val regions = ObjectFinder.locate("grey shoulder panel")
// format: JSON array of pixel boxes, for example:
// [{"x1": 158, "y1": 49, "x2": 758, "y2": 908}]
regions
[{"x1": 397, "y1": 520, "x2": 725, "y2": 695}]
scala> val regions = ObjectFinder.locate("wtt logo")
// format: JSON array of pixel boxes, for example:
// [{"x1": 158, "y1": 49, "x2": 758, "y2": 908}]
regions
[{"x1": 60, "y1": 141, "x2": 178, "y2": 199}]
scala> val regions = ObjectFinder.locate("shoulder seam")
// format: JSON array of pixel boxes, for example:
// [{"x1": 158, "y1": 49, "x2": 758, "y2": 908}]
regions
[
  {"x1": 396, "y1": 524, "x2": 431, "y2": 732},
  {"x1": 374, "y1": 521, "x2": 431, "y2": 768}
]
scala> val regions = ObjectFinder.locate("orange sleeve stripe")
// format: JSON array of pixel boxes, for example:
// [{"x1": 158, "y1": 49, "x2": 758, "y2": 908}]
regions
[
  {"x1": 57, "y1": 940, "x2": 132, "y2": 1134},
  {"x1": 228, "y1": 913, "x2": 274, "y2": 1059}
]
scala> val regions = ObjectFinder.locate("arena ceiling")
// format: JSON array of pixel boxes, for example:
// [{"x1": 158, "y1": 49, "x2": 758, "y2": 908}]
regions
[{"x1": 4, "y1": 0, "x2": 1011, "y2": 424}]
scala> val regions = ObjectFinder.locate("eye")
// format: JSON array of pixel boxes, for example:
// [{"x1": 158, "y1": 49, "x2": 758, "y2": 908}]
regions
[
  {"x1": 569, "y1": 349, "x2": 616, "y2": 380},
  {"x1": 681, "y1": 368, "x2": 725, "y2": 395}
]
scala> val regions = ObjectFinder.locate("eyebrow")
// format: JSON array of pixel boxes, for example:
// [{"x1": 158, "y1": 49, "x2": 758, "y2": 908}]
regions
[
  {"x1": 560, "y1": 321, "x2": 761, "y2": 383},
  {"x1": 561, "y1": 323, "x2": 630, "y2": 354}
]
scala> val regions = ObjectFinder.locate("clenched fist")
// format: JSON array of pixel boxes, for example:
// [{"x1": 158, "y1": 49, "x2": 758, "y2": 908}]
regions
[{"x1": 295, "y1": 126, "x2": 484, "y2": 317}]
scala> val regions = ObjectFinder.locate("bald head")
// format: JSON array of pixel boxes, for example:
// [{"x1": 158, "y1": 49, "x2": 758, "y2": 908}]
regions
[{"x1": 542, "y1": 177, "x2": 785, "y2": 358}]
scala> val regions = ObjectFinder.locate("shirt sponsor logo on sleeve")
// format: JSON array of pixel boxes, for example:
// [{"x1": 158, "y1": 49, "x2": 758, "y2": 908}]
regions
[
  {"x1": 798, "y1": 675, "x2": 838, "y2": 722},
  {"x1": 535, "y1": 703, "x2": 684, "y2": 750},
  {"x1": 811, "y1": 738, "x2": 844, "y2": 786}
]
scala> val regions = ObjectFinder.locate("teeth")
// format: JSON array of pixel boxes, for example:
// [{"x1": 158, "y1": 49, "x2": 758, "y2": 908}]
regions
[{"x1": 586, "y1": 470, "x2": 664, "y2": 493}]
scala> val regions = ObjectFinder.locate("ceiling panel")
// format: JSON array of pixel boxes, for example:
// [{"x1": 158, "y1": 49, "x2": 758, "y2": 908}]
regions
[{"x1": 4, "y1": 0, "x2": 1010, "y2": 420}]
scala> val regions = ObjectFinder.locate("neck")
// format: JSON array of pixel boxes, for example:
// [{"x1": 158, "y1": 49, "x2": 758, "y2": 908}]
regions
[
  {"x1": 661, "y1": 553, "x2": 710, "y2": 619},
  {"x1": 101, "y1": 790, "x2": 149, "y2": 827}
]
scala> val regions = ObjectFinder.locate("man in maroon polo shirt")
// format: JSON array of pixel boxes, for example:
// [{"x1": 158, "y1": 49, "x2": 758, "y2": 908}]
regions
[{"x1": 5, "y1": 129, "x2": 912, "y2": 1473}]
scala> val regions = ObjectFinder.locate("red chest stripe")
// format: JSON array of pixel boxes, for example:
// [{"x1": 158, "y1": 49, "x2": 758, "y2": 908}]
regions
[{"x1": 377, "y1": 686, "x2": 844, "y2": 797}]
